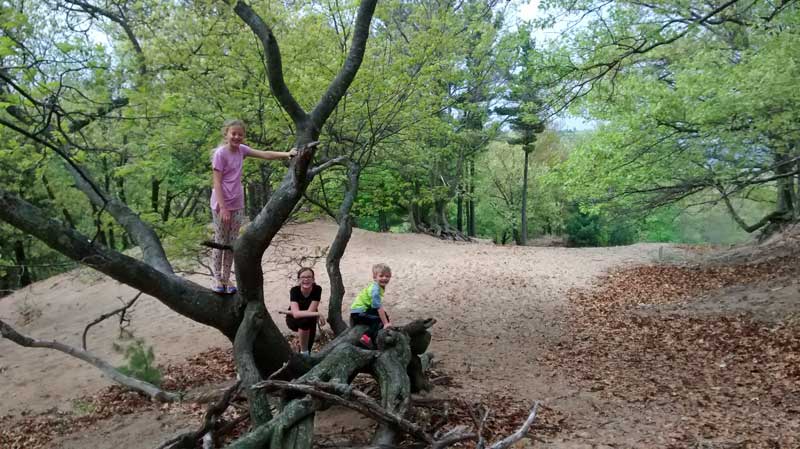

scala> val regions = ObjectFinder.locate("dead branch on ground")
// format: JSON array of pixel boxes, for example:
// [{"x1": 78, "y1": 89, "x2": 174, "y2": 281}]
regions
[
  {"x1": 0, "y1": 318, "x2": 178, "y2": 402},
  {"x1": 156, "y1": 380, "x2": 243, "y2": 449}
]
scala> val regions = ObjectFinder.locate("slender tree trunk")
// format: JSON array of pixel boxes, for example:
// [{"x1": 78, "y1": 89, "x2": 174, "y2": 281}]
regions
[
  {"x1": 434, "y1": 200, "x2": 449, "y2": 234},
  {"x1": 247, "y1": 164, "x2": 275, "y2": 220},
  {"x1": 151, "y1": 178, "x2": 161, "y2": 213},
  {"x1": 326, "y1": 161, "x2": 360, "y2": 335},
  {"x1": 107, "y1": 226, "x2": 116, "y2": 251},
  {"x1": 162, "y1": 191, "x2": 173, "y2": 222},
  {"x1": 116, "y1": 177, "x2": 127, "y2": 205},
  {"x1": 520, "y1": 150, "x2": 530, "y2": 246},
  {"x1": 456, "y1": 191, "x2": 463, "y2": 232},
  {"x1": 467, "y1": 160, "x2": 476, "y2": 237},
  {"x1": 13, "y1": 240, "x2": 32, "y2": 287},
  {"x1": 408, "y1": 182, "x2": 422, "y2": 232},
  {"x1": 791, "y1": 149, "x2": 799, "y2": 220},
  {"x1": 776, "y1": 154, "x2": 794, "y2": 214},
  {"x1": 378, "y1": 211, "x2": 389, "y2": 232},
  {"x1": 90, "y1": 204, "x2": 108, "y2": 246}
]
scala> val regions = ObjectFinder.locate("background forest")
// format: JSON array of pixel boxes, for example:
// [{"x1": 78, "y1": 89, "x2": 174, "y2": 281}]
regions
[{"x1": 2, "y1": 0, "x2": 798, "y2": 294}]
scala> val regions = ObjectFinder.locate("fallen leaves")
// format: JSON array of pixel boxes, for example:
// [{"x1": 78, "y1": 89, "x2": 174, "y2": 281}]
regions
[
  {"x1": 542, "y1": 253, "x2": 800, "y2": 448},
  {"x1": 0, "y1": 347, "x2": 237, "y2": 449}
]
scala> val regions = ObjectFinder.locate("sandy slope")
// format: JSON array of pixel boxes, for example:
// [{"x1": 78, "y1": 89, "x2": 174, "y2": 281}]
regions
[{"x1": 0, "y1": 220, "x2": 679, "y2": 445}]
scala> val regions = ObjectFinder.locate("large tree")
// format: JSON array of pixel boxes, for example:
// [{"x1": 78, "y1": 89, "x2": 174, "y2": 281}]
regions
[{"x1": 0, "y1": 0, "x2": 447, "y2": 446}]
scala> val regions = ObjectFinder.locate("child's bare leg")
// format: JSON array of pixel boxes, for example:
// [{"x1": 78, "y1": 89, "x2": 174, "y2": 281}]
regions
[{"x1": 298, "y1": 329, "x2": 310, "y2": 353}]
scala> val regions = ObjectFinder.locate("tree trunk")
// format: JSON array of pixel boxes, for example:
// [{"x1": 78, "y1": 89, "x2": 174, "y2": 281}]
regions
[
  {"x1": 775, "y1": 153, "x2": 795, "y2": 214},
  {"x1": 520, "y1": 150, "x2": 530, "y2": 246},
  {"x1": 326, "y1": 161, "x2": 360, "y2": 335},
  {"x1": 408, "y1": 182, "x2": 422, "y2": 232},
  {"x1": 13, "y1": 239, "x2": 32, "y2": 287},
  {"x1": 247, "y1": 164, "x2": 275, "y2": 220},
  {"x1": 378, "y1": 211, "x2": 389, "y2": 232},
  {"x1": 90, "y1": 204, "x2": 108, "y2": 247},
  {"x1": 227, "y1": 320, "x2": 433, "y2": 449},
  {"x1": 151, "y1": 178, "x2": 161, "y2": 213},
  {"x1": 467, "y1": 159, "x2": 476, "y2": 237},
  {"x1": 162, "y1": 191, "x2": 173, "y2": 222},
  {"x1": 107, "y1": 226, "x2": 116, "y2": 251},
  {"x1": 456, "y1": 191, "x2": 463, "y2": 232}
]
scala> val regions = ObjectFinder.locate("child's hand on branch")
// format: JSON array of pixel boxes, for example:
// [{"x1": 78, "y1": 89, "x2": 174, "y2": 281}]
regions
[{"x1": 317, "y1": 315, "x2": 326, "y2": 326}]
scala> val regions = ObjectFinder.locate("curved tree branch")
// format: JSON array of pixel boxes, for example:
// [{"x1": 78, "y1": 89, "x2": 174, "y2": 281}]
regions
[
  {"x1": 0, "y1": 190, "x2": 237, "y2": 333},
  {"x1": 62, "y1": 0, "x2": 147, "y2": 75},
  {"x1": 310, "y1": 0, "x2": 379, "y2": 129},
  {"x1": 62, "y1": 161, "x2": 173, "y2": 274},
  {"x1": 229, "y1": 0, "x2": 307, "y2": 123}
]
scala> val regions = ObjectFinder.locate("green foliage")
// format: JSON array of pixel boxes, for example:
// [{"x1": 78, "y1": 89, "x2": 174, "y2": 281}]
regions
[
  {"x1": 538, "y1": 0, "x2": 800, "y2": 232},
  {"x1": 116, "y1": 339, "x2": 162, "y2": 386},
  {"x1": 564, "y1": 207, "x2": 637, "y2": 247}
]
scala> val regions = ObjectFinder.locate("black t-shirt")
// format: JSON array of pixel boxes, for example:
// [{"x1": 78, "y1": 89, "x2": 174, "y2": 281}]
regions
[{"x1": 289, "y1": 284, "x2": 322, "y2": 311}]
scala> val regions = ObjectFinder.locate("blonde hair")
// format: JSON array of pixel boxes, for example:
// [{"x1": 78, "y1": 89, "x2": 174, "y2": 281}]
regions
[
  {"x1": 219, "y1": 119, "x2": 246, "y2": 145},
  {"x1": 372, "y1": 263, "x2": 391, "y2": 275},
  {"x1": 222, "y1": 119, "x2": 246, "y2": 134}
]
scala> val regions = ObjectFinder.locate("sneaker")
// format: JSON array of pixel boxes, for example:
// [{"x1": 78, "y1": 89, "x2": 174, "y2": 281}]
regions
[
  {"x1": 225, "y1": 285, "x2": 238, "y2": 294},
  {"x1": 359, "y1": 334, "x2": 372, "y2": 348},
  {"x1": 212, "y1": 285, "x2": 226, "y2": 294}
]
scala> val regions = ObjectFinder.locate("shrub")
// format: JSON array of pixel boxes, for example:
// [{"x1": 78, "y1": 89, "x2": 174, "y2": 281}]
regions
[{"x1": 117, "y1": 339, "x2": 162, "y2": 386}]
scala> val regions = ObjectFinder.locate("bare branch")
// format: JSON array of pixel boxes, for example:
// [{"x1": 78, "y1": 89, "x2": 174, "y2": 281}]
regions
[
  {"x1": 0, "y1": 189, "x2": 235, "y2": 332},
  {"x1": 254, "y1": 379, "x2": 435, "y2": 444},
  {"x1": 0, "y1": 319, "x2": 178, "y2": 402},
  {"x1": 309, "y1": 155, "x2": 349, "y2": 177},
  {"x1": 229, "y1": 0, "x2": 307, "y2": 123},
  {"x1": 310, "y1": 0, "x2": 379, "y2": 128},
  {"x1": 487, "y1": 402, "x2": 539, "y2": 449},
  {"x1": 156, "y1": 380, "x2": 242, "y2": 449},
  {"x1": 82, "y1": 291, "x2": 142, "y2": 350}
]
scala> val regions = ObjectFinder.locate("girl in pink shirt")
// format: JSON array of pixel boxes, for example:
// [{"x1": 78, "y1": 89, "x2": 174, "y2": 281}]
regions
[{"x1": 210, "y1": 119, "x2": 296, "y2": 294}]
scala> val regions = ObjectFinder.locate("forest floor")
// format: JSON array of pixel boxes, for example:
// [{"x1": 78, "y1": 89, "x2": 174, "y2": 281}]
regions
[{"x1": 1, "y1": 220, "x2": 798, "y2": 448}]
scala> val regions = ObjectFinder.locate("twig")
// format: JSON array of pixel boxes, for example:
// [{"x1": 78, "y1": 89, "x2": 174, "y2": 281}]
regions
[
  {"x1": 156, "y1": 380, "x2": 243, "y2": 449},
  {"x1": 432, "y1": 425, "x2": 477, "y2": 449},
  {"x1": 471, "y1": 404, "x2": 490, "y2": 449},
  {"x1": 487, "y1": 401, "x2": 540, "y2": 449},
  {"x1": 267, "y1": 361, "x2": 292, "y2": 380},
  {"x1": 82, "y1": 291, "x2": 142, "y2": 350}
]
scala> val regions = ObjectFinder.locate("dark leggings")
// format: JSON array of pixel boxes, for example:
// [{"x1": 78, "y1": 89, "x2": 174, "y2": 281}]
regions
[
  {"x1": 286, "y1": 315, "x2": 317, "y2": 352},
  {"x1": 350, "y1": 309, "x2": 386, "y2": 341}
]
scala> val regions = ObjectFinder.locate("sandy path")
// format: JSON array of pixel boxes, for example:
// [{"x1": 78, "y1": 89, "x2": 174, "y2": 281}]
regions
[{"x1": 0, "y1": 220, "x2": 676, "y2": 444}]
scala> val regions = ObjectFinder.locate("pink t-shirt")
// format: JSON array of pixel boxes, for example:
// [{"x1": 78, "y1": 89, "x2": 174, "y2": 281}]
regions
[{"x1": 210, "y1": 144, "x2": 252, "y2": 211}]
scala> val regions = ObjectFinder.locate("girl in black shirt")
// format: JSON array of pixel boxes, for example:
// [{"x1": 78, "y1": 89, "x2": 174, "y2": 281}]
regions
[{"x1": 286, "y1": 267, "x2": 326, "y2": 354}]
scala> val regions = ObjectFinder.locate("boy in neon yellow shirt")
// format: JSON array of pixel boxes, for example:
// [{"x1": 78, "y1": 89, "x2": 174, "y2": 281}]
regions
[{"x1": 350, "y1": 263, "x2": 392, "y2": 348}]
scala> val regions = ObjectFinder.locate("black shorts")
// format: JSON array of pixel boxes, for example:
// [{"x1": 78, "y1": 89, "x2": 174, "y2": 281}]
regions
[{"x1": 286, "y1": 314, "x2": 316, "y2": 331}]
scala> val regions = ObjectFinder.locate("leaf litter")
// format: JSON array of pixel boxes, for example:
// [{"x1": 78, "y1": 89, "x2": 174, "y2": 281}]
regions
[{"x1": 542, "y1": 251, "x2": 800, "y2": 448}]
